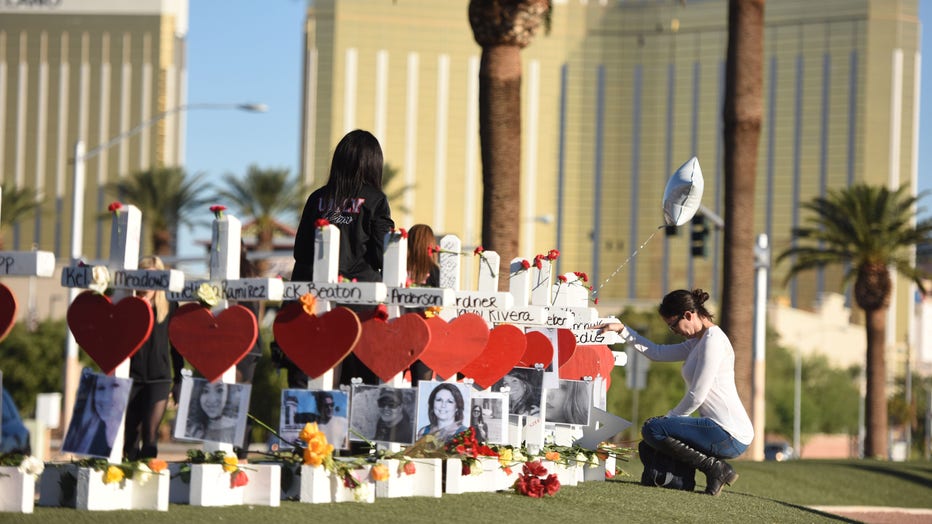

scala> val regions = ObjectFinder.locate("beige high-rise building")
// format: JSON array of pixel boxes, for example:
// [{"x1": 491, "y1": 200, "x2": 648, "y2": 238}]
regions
[
  {"x1": 300, "y1": 0, "x2": 921, "y2": 357},
  {"x1": 0, "y1": 0, "x2": 188, "y2": 260}
]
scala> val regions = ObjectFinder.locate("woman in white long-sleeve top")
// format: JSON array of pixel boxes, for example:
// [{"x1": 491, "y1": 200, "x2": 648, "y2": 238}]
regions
[{"x1": 596, "y1": 288, "x2": 753, "y2": 496}]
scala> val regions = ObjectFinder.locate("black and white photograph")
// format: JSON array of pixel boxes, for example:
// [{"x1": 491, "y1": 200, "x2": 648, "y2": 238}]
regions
[
  {"x1": 280, "y1": 389, "x2": 349, "y2": 449},
  {"x1": 348, "y1": 385, "x2": 417, "y2": 444},
  {"x1": 174, "y1": 377, "x2": 251, "y2": 445},
  {"x1": 544, "y1": 379, "x2": 593, "y2": 425},
  {"x1": 493, "y1": 366, "x2": 544, "y2": 417},
  {"x1": 416, "y1": 381, "x2": 471, "y2": 443},
  {"x1": 470, "y1": 391, "x2": 507, "y2": 444},
  {"x1": 61, "y1": 370, "x2": 132, "y2": 458}
]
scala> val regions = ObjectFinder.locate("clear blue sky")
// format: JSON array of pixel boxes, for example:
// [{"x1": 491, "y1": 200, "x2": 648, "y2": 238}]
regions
[{"x1": 179, "y1": 1, "x2": 932, "y2": 259}]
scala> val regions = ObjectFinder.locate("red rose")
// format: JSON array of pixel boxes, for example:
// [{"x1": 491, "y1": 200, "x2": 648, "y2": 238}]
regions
[
  {"x1": 543, "y1": 474, "x2": 561, "y2": 495},
  {"x1": 107, "y1": 201, "x2": 123, "y2": 213},
  {"x1": 524, "y1": 460, "x2": 548, "y2": 477},
  {"x1": 403, "y1": 461, "x2": 417, "y2": 475},
  {"x1": 230, "y1": 470, "x2": 249, "y2": 488}
]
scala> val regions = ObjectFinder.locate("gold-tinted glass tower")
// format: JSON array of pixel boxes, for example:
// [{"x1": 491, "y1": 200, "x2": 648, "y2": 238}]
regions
[
  {"x1": 301, "y1": 0, "x2": 920, "y2": 350},
  {"x1": 0, "y1": 0, "x2": 188, "y2": 260}
]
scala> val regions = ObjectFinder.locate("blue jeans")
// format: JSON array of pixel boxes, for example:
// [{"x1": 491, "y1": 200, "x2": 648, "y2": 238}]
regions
[{"x1": 642, "y1": 416, "x2": 748, "y2": 459}]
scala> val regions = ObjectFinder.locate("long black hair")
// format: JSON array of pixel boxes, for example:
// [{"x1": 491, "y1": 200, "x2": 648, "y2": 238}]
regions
[{"x1": 324, "y1": 129, "x2": 384, "y2": 206}]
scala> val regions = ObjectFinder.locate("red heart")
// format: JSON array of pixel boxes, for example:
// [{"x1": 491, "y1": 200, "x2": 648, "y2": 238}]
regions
[
  {"x1": 0, "y1": 283, "x2": 18, "y2": 343},
  {"x1": 519, "y1": 330, "x2": 554, "y2": 367},
  {"x1": 66, "y1": 291, "x2": 154, "y2": 374},
  {"x1": 560, "y1": 344, "x2": 614, "y2": 389},
  {"x1": 460, "y1": 324, "x2": 527, "y2": 390},
  {"x1": 273, "y1": 303, "x2": 361, "y2": 379},
  {"x1": 168, "y1": 303, "x2": 258, "y2": 382},
  {"x1": 355, "y1": 313, "x2": 431, "y2": 383},
  {"x1": 556, "y1": 329, "x2": 578, "y2": 367},
  {"x1": 420, "y1": 314, "x2": 490, "y2": 380}
]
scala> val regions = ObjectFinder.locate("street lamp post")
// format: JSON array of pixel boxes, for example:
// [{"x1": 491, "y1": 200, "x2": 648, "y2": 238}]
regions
[{"x1": 61, "y1": 102, "x2": 266, "y2": 433}]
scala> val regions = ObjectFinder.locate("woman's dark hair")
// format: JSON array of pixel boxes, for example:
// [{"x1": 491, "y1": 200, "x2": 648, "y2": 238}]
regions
[
  {"x1": 407, "y1": 224, "x2": 438, "y2": 285},
  {"x1": 427, "y1": 383, "x2": 465, "y2": 426},
  {"x1": 325, "y1": 129, "x2": 384, "y2": 206},
  {"x1": 658, "y1": 288, "x2": 713, "y2": 321}
]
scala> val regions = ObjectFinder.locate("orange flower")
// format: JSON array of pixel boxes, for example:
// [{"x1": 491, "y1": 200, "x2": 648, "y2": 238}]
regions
[
  {"x1": 545, "y1": 451, "x2": 561, "y2": 462},
  {"x1": 401, "y1": 461, "x2": 417, "y2": 475},
  {"x1": 303, "y1": 446, "x2": 326, "y2": 467},
  {"x1": 230, "y1": 469, "x2": 249, "y2": 488},
  {"x1": 299, "y1": 422, "x2": 320, "y2": 443},
  {"x1": 370, "y1": 463, "x2": 390, "y2": 482},
  {"x1": 147, "y1": 458, "x2": 168, "y2": 473},
  {"x1": 299, "y1": 293, "x2": 317, "y2": 316}
]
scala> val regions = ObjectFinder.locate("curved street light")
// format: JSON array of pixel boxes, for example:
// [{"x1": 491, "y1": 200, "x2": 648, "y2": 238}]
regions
[{"x1": 62, "y1": 102, "x2": 267, "y2": 431}]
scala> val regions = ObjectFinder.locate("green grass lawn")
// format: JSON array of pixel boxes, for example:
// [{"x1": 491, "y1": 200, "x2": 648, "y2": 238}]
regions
[{"x1": 5, "y1": 459, "x2": 931, "y2": 524}]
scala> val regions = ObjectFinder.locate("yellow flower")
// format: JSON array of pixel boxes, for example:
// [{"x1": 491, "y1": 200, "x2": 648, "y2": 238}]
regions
[
  {"x1": 299, "y1": 422, "x2": 320, "y2": 443},
  {"x1": 222, "y1": 455, "x2": 239, "y2": 473},
  {"x1": 545, "y1": 451, "x2": 561, "y2": 462},
  {"x1": 196, "y1": 282, "x2": 221, "y2": 307},
  {"x1": 424, "y1": 306, "x2": 442, "y2": 318},
  {"x1": 300, "y1": 293, "x2": 318, "y2": 316},
  {"x1": 370, "y1": 463, "x2": 390, "y2": 482},
  {"x1": 498, "y1": 447, "x2": 513, "y2": 466},
  {"x1": 103, "y1": 465, "x2": 124, "y2": 484}
]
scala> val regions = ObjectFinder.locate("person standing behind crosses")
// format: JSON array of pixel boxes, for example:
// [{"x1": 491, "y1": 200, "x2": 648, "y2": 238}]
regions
[
  {"x1": 595, "y1": 289, "x2": 754, "y2": 496},
  {"x1": 291, "y1": 129, "x2": 394, "y2": 386},
  {"x1": 405, "y1": 223, "x2": 440, "y2": 383},
  {"x1": 124, "y1": 255, "x2": 182, "y2": 460},
  {"x1": 234, "y1": 244, "x2": 263, "y2": 459}
]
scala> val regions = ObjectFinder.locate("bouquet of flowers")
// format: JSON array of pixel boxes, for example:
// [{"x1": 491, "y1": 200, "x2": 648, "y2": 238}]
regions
[{"x1": 513, "y1": 460, "x2": 560, "y2": 498}]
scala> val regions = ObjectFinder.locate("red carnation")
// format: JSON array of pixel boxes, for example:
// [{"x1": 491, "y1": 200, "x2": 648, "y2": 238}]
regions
[
  {"x1": 520, "y1": 259, "x2": 531, "y2": 270},
  {"x1": 230, "y1": 470, "x2": 249, "y2": 488},
  {"x1": 546, "y1": 249, "x2": 560, "y2": 260},
  {"x1": 474, "y1": 246, "x2": 484, "y2": 256},
  {"x1": 558, "y1": 275, "x2": 568, "y2": 283},
  {"x1": 543, "y1": 474, "x2": 561, "y2": 495},
  {"x1": 574, "y1": 271, "x2": 589, "y2": 282},
  {"x1": 314, "y1": 218, "x2": 330, "y2": 228},
  {"x1": 107, "y1": 201, "x2": 123, "y2": 213},
  {"x1": 374, "y1": 304, "x2": 389, "y2": 321},
  {"x1": 209, "y1": 205, "x2": 227, "y2": 213},
  {"x1": 532, "y1": 255, "x2": 543, "y2": 270}
]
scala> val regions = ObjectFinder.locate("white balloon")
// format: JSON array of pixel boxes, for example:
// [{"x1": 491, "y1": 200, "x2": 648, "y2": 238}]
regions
[{"x1": 662, "y1": 156, "x2": 704, "y2": 226}]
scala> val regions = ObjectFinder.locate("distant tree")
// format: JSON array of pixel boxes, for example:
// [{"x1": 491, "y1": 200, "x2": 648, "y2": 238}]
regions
[
  {"x1": 0, "y1": 320, "x2": 84, "y2": 415},
  {"x1": 214, "y1": 165, "x2": 306, "y2": 252},
  {"x1": 468, "y1": 0, "x2": 552, "y2": 289},
  {"x1": 0, "y1": 184, "x2": 41, "y2": 250},
  {"x1": 777, "y1": 184, "x2": 932, "y2": 458},
  {"x1": 109, "y1": 167, "x2": 211, "y2": 256}
]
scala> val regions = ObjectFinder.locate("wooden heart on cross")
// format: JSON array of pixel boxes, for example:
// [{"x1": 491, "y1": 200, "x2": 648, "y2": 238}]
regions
[
  {"x1": 66, "y1": 291, "x2": 154, "y2": 374},
  {"x1": 0, "y1": 283, "x2": 18, "y2": 343},
  {"x1": 560, "y1": 344, "x2": 614, "y2": 387},
  {"x1": 556, "y1": 328, "x2": 578, "y2": 367},
  {"x1": 355, "y1": 312, "x2": 431, "y2": 383},
  {"x1": 420, "y1": 313, "x2": 490, "y2": 380},
  {"x1": 460, "y1": 324, "x2": 527, "y2": 389},
  {"x1": 273, "y1": 303, "x2": 362, "y2": 379},
  {"x1": 168, "y1": 303, "x2": 258, "y2": 382},
  {"x1": 519, "y1": 330, "x2": 555, "y2": 367}
]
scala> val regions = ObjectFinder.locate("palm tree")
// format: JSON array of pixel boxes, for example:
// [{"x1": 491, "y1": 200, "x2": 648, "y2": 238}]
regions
[
  {"x1": 214, "y1": 165, "x2": 306, "y2": 252},
  {"x1": 0, "y1": 184, "x2": 41, "y2": 250},
  {"x1": 382, "y1": 162, "x2": 413, "y2": 215},
  {"x1": 720, "y1": 0, "x2": 765, "y2": 419},
  {"x1": 776, "y1": 184, "x2": 932, "y2": 458},
  {"x1": 109, "y1": 166, "x2": 211, "y2": 256},
  {"x1": 468, "y1": 0, "x2": 551, "y2": 289}
]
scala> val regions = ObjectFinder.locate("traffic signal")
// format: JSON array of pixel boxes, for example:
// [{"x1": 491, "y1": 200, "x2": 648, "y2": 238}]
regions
[{"x1": 690, "y1": 214, "x2": 708, "y2": 257}]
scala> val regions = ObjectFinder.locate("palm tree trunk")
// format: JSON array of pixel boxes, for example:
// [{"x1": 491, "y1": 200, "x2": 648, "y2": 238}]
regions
[
  {"x1": 479, "y1": 45, "x2": 522, "y2": 290},
  {"x1": 153, "y1": 229, "x2": 172, "y2": 257},
  {"x1": 721, "y1": 0, "x2": 764, "y2": 411},
  {"x1": 863, "y1": 307, "x2": 888, "y2": 458}
]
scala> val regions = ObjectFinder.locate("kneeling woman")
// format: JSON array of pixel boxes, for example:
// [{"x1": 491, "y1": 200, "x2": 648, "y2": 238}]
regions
[{"x1": 597, "y1": 289, "x2": 753, "y2": 496}]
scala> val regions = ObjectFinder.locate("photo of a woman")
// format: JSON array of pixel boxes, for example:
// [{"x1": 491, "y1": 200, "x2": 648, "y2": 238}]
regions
[
  {"x1": 416, "y1": 382, "x2": 469, "y2": 443},
  {"x1": 544, "y1": 379, "x2": 592, "y2": 425},
  {"x1": 494, "y1": 367, "x2": 543, "y2": 417},
  {"x1": 470, "y1": 402, "x2": 489, "y2": 443},
  {"x1": 61, "y1": 370, "x2": 132, "y2": 458},
  {"x1": 175, "y1": 378, "x2": 251, "y2": 445}
]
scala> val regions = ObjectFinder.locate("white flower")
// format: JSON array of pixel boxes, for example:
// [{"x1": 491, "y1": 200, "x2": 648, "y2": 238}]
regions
[
  {"x1": 352, "y1": 482, "x2": 369, "y2": 502},
  {"x1": 134, "y1": 463, "x2": 152, "y2": 486},
  {"x1": 470, "y1": 461, "x2": 484, "y2": 476},
  {"x1": 588, "y1": 454, "x2": 600, "y2": 468},
  {"x1": 196, "y1": 282, "x2": 221, "y2": 307},
  {"x1": 575, "y1": 452, "x2": 588, "y2": 465},
  {"x1": 18, "y1": 456, "x2": 45, "y2": 477},
  {"x1": 512, "y1": 449, "x2": 526, "y2": 463},
  {"x1": 88, "y1": 266, "x2": 111, "y2": 294}
]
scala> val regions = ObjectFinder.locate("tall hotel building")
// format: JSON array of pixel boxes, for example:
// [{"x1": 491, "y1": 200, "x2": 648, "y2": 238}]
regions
[
  {"x1": 0, "y1": 0, "x2": 188, "y2": 260},
  {"x1": 301, "y1": 0, "x2": 921, "y2": 356}
]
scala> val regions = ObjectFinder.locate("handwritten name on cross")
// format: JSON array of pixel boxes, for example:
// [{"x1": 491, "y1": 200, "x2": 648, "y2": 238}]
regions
[{"x1": 437, "y1": 235, "x2": 513, "y2": 324}]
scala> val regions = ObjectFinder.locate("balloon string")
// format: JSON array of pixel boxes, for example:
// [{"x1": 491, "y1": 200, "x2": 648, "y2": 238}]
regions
[{"x1": 590, "y1": 227, "x2": 661, "y2": 302}]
